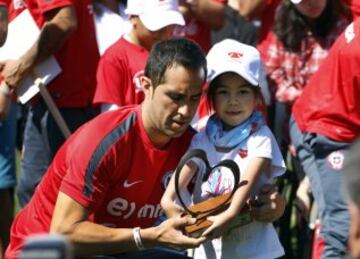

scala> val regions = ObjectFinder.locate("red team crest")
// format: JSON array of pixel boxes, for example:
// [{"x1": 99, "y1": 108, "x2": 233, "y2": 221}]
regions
[
  {"x1": 238, "y1": 149, "x2": 248, "y2": 158},
  {"x1": 327, "y1": 151, "x2": 345, "y2": 170}
]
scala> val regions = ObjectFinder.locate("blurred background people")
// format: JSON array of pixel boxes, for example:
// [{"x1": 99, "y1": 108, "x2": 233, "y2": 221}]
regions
[
  {"x1": 290, "y1": 18, "x2": 360, "y2": 258},
  {"x1": 174, "y1": 0, "x2": 226, "y2": 53},
  {"x1": 0, "y1": 1, "x2": 13, "y2": 257},
  {"x1": 264, "y1": 0, "x2": 351, "y2": 152},
  {"x1": 211, "y1": 0, "x2": 259, "y2": 47},
  {"x1": 263, "y1": 1, "x2": 352, "y2": 256},
  {"x1": 1, "y1": 0, "x2": 100, "y2": 208}
]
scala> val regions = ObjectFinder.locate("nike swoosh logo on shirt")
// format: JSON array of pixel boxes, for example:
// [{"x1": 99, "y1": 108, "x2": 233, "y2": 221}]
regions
[{"x1": 123, "y1": 180, "x2": 143, "y2": 188}]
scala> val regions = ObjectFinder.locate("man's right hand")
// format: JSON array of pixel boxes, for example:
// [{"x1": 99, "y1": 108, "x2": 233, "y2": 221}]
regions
[{"x1": 143, "y1": 216, "x2": 207, "y2": 250}]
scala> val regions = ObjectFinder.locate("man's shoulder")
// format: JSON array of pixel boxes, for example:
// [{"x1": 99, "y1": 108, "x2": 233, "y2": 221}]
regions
[
  {"x1": 90, "y1": 105, "x2": 138, "y2": 128},
  {"x1": 73, "y1": 106, "x2": 139, "y2": 142}
]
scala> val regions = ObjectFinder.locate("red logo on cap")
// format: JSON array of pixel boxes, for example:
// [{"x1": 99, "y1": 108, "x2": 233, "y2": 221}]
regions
[
  {"x1": 228, "y1": 51, "x2": 243, "y2": 61},
  {"x1": 238, "y1": 149, "x2": 248, "y2": 158}
]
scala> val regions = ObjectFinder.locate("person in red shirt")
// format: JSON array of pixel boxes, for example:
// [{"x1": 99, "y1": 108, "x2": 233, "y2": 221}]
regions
[
  {"x1": 6, "y1": 37, "x2": 207, "y2": 259},
  {"x1": 93, "y1": 0, "x2": 185, "y2": 113},
  {"x1": 0, "y1": 0, "x2": 100, "y2": 208},
  {"x1": 290, "y1": 18, "x2": 360, "y2": 258}
]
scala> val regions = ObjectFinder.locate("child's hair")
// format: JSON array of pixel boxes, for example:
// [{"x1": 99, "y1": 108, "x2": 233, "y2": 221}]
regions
[{"x1": 145, "y1": 38, "x2": 207, "y2": 88}]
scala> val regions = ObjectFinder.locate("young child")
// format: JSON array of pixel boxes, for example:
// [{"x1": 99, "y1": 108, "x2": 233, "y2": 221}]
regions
[
  {"x1": 93, "y1": 0, "x2": 185, "y2": 113},
  {"x1": 161, "y1": 39, "x2": 286, "y2": 259}
]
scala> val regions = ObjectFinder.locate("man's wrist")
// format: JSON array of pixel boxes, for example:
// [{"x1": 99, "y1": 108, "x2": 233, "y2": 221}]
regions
[
  {"x1": 139, "y1": 227, "x2": 157, "y2": 249},
  {"x1": 132, "y1": 227, "x2": 145, "y2": 250}
]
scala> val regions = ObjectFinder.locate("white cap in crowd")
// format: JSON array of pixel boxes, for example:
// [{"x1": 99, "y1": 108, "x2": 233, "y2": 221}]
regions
[
  {"x1": 289, "y1": 0, "x2": 303, "y2": 4},
  {"x1": 206, "y1": 39, "x2": 271, "y2": 105},
  {"x1": 125, "y1": 0, "x2": 185, "y2": 31}
]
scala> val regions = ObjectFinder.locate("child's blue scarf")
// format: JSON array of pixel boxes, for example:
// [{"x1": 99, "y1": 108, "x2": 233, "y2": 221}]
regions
[{"x1": 206, "y1": 111, "x2": 265, "y2": 149}]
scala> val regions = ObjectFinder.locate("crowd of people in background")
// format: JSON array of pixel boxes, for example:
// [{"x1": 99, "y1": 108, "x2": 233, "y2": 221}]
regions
[{"x1": 0, "y1": 0, "x2": 360, "y2": 258}]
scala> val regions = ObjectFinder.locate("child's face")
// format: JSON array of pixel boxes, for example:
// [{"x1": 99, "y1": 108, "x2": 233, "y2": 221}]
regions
[{"x1": 213, "y1": 73, "x2": 256, "y2": 130}]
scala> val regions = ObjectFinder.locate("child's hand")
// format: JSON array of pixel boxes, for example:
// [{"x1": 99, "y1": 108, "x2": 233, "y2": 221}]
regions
[{"x1": 201, "y1": 211, "x2": 234, "y2": 239}]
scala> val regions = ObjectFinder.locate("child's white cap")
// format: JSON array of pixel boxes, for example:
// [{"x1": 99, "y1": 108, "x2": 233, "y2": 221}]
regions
[
  {"x1": 207, "y1": 39, "x2": 271, "y2": 105},
  {"x1": 125, "y1": 0, "x2": 185, "y2": 31},
  {"x1": 207, "y1": 39, "x2": 263, "y2": 87}
]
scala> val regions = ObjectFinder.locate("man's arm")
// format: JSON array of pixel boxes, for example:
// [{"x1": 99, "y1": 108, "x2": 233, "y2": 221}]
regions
[
  {"x1": 238, "y1": 0, "x2": 266, "y2": 20},
  {"x1": 180, "y1": 0, "x2": 225, "y2": 31},
  {"x1": 50, "y1": 192, "x2": 206, "y2": 256},
  {"x1": 0, "y1": 5, "x2": 77, "y2": 89}
]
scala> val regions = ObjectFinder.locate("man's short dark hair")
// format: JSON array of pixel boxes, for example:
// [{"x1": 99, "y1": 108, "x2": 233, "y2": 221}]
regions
[
  {"x1": 144, "y1": 38, "x2": 207, "y2": 87},
  {"x1": 344, "y1": 137, "x2": 360, "y2": 208}
]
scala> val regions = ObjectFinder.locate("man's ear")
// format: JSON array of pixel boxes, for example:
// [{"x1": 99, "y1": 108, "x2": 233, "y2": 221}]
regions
[{"x1": 141, "y1": 76, "x2": 153, "y2": 96}]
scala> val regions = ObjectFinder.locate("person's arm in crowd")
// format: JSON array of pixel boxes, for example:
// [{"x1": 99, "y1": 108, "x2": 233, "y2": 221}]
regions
[
  {"x1": 0, "y1": 5, "x2": 77, "y2": 90},
  {"x1": 50, "y1": 192, "x2": 206, "y2": 256},
  {"x1": 238, "y1": 0, "x2": 267, "y2": 20},
  {"x1": 0, "y1": 82, "x2": 11, "y2": 120},
  {"x1": 179, "y1": 0, "x2": 225, "y2": 31}
]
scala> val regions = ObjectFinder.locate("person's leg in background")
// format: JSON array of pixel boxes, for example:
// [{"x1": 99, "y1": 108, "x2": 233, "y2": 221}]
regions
[
  {"x1": 290, "y1": 117, "x2": 350, "y2": 258},
  {"x1": 0, "y1": 101, "x2": 17, "y2": 256},
  {"x1": 17, "y1": 102, "x2": 51, "y2": 207},
  {"x1": 312, "y1": 136, "x2": 349, "y2": 258},
  {"x1": 17, "y1": 101, "x2": 97, "y2": 207}
]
